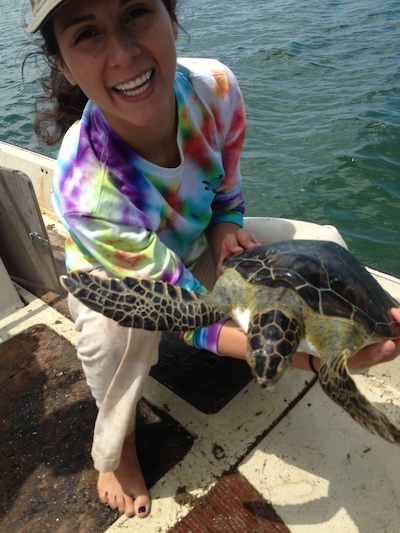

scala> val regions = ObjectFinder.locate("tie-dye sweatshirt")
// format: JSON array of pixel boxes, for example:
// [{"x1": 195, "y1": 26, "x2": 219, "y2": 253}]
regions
[{"x1": 52, "y1": 58, "x2": 245, "y2": 297}]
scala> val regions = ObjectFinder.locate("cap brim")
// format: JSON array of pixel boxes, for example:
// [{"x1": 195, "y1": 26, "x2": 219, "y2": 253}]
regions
[{"x1": 27, "y1": 1, "x2": 67, "y2": 33}]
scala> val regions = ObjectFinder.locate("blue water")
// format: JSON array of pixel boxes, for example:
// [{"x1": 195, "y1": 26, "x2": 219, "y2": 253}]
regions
[{"x1": 1, "y1": 0, "x2": 400, "y2": 274}]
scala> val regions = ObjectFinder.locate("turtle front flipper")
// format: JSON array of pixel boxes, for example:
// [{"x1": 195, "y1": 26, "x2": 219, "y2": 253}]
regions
[
  {"x1": 319, "y1": 350, "x2": 400, "y2": 444},
  {"x1": 246, "y1": 309, "x2": 302, "y2": 388},
  {"x1": 60, "y1": 272, "x2": 227, "y2": 331}
]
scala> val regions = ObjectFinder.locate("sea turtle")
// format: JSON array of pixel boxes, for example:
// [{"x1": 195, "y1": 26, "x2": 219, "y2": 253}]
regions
[{"x1": 60, "y1": 239, "x2": 400, "y2": 443}]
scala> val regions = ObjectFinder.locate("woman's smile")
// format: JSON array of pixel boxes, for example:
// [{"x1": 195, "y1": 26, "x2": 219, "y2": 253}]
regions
[{"x1": 113, "y1": 69, "x2": 154, "y2": 97}]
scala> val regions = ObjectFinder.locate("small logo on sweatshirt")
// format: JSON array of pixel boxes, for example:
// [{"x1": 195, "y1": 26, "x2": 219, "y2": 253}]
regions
[{"x1": 203, "y1": 174, "x2": 223, "y2": 193}]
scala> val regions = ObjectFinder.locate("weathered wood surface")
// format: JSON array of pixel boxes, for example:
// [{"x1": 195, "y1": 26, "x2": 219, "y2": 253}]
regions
[{"x1": 0, "y1": 166, "x2": 60, "y2": 291}]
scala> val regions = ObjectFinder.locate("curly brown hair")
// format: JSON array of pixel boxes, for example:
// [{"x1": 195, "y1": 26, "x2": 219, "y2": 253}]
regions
[{"x1": 32, "y1": 0, "x2": 178, "y2": 146}]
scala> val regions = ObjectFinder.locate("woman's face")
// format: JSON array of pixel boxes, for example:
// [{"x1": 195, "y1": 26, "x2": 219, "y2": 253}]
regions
[{"x1": 53, "y1": 0, "x2": 178, "y2": 141}]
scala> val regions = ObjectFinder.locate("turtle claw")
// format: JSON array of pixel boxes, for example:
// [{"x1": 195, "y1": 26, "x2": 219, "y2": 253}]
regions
[
  {"x1": 60, "y1": 272, "x2": 108, "y2": 313},
  {"x1": 60, "y1": 272, "x2": 84, "y2": 293}
]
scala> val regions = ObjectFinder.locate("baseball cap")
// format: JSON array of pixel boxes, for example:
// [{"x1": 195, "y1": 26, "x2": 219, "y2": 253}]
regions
[{"x1": 27, "y1": 0, "x2": 67, "y2": 33}]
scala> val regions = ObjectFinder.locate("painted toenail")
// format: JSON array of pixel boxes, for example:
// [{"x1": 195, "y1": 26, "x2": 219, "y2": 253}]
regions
[{"x1": 138, "y1": 506, "x2": 146, "y2": 514}]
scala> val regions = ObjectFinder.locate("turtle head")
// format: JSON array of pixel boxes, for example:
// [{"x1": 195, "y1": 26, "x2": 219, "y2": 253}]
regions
[{"x1": 246, "y1": 309, "x2": 301, "y2": 388}]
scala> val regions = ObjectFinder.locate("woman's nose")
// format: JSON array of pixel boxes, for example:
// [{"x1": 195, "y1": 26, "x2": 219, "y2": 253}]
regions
[{"x1": 107, "y1": 30, "x2": 140, "y2": 67}]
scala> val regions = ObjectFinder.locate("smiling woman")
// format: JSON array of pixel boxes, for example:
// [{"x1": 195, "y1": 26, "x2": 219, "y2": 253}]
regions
[
  {"x1": 26, "y1": 0, "x2": 254, "y2": 519},
  {"x1": 25, "y1": 0, "x2": 400, "y2": 522}
]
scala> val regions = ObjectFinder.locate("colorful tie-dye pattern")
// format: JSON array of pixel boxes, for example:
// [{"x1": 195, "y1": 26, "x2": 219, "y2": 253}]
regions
[{"x1": 52, "y1": 58, "x2": 245, "y2": 292}]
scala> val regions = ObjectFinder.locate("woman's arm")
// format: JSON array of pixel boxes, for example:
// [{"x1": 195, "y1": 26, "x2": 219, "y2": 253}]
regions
[{"x1": 216, "y1": 314, "x2": 400, "y2": 372}]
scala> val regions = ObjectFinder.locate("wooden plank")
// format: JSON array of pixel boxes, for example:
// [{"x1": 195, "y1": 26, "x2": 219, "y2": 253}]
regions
[
  {"x1": 0, "y1": 166, "x2": 60, "y2": 291},
  {"x1": 0, "y1": 256, "x2": 23, "y2": 317},
  {"x1": 171, "y1": 473, "x2": 291, "y2": 532},
  {"x1": 0, "y1": 141, "x2": 56, "y2": 213}
]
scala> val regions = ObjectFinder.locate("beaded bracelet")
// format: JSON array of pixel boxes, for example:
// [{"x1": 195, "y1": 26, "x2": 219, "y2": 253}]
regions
[{"x1": 309, "y1": 354, "x2": 319, "y2": 375}]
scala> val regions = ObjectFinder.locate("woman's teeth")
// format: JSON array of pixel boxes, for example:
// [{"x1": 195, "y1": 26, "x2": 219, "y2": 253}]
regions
[{"x1": 115, "y1": 70, "x2": 152, "y2": 95}]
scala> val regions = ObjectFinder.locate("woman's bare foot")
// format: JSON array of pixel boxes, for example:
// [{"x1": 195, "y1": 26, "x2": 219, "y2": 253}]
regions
[{"x1": 97, "y1": 432, "x2": 150, "y2": 518}]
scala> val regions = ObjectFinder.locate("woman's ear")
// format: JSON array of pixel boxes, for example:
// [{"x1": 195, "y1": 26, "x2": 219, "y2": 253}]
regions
[
  {"x1": 173, "y1": 23, "x2": 178, "y2": 41},
  {"x1": 56, "y1": 57, "x2": 77, "y2": 86}
]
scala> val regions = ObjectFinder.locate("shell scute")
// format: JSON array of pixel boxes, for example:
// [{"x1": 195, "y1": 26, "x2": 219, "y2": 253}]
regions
[
  {"x1": 317, "y1": 290, "x2": 355, "y2": 319},
  {"x1": 228, "y1": 258, "x2": 267, "y2": 280}
]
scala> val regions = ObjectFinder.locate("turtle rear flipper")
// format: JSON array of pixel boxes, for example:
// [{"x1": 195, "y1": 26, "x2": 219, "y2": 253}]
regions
[
  {"x1": 60, "y1": 271, "x2": 227, "y2": 331},
  {"x1": 319, "y1": 350, "x2": 400, "y2": 444}
]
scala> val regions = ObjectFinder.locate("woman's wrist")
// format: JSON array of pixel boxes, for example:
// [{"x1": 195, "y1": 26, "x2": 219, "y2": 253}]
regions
[
  {"x1": 180, "y1": 317, "x2": 231, "y2": 355},
  {"x1": 290, "y1": 351, "x2": 320, "y2": 372}
]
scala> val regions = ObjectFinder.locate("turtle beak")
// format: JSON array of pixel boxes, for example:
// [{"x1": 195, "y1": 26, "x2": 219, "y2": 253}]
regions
[
  {"x1": 248, "y1": 349, "x2": 290, "y2": 389},
  {"x1": 258, "y1": 378, "x2": 269, "y2": 390}
]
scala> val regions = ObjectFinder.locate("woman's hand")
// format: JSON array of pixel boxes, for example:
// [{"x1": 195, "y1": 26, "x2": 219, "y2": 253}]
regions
[
  {"x1": 347, "y1": 307, "x2": 400, "y2": 370},
  {"x1": 347, "y1": 337, "x2": 400, "y2": 369},
  {"x1": 292, "y1": 338, "x2": 400, "y2": 373},
  {"x1": 299, "y1": 307, "x2": 400, "y2": 372},
  {"x1": 217, "y1": 228, "x2": 262, "y2": 277}
]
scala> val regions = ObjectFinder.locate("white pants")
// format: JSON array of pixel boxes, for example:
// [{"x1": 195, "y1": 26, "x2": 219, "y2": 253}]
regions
[{"x1": 69, "y1": 218, "x2": 347, "y2": 472}]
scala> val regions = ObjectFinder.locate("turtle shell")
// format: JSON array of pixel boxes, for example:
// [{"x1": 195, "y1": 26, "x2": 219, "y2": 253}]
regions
[{"x1": 223, "y1": 240, "x2": 400, "y2": 338}]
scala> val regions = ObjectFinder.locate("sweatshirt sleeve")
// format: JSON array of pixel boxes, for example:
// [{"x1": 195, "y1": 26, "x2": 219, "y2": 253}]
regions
[
  {"x1": 204, "y1": 62, "x2": 246, "y2": 227},
  {"x1": 63, "y1": 213, "x2": 206, "y2": 292}
]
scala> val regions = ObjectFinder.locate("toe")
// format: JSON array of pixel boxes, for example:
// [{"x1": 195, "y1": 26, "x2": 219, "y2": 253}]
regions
[
  {"x1": 98, "y1": 489, "x2": 108, "y2": 506},
  {"x1": 116, "y1": 494, "x2": 127, "y2": 515},
  {"x1": 135, "y1": 495, "x2": 151, "y2": 518},
  {"x1": 122, "y1": 496, "x2": 136, "y2": 518}
]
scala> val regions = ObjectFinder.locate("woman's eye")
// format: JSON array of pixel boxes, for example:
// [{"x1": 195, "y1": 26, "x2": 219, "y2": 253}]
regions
[
  {"x1": 75, "y1": 29, "x2": 98, "y2": 43},
  {"x1": 126, "y1": 8, "x2": 150, "y2": 21}
]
